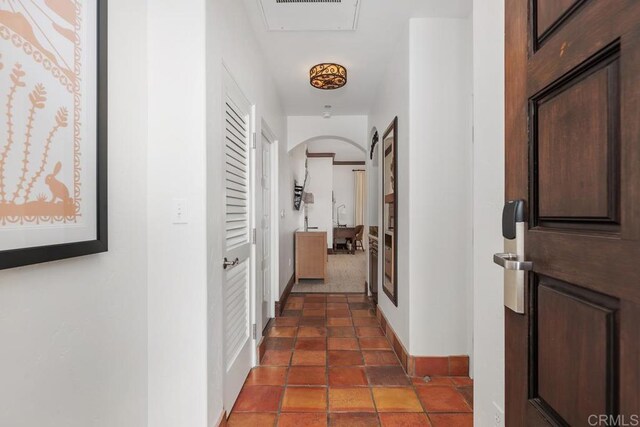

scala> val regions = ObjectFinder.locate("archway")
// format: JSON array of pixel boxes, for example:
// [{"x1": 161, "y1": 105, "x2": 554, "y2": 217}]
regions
[{"x1": 288, "y1": 135, "x2": 367, "y2": 154}]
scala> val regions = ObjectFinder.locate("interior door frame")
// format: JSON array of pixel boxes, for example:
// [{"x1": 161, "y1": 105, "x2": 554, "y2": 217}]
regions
[{"x1": 259, "y1": 119, "x2": 279, "y2": 325}]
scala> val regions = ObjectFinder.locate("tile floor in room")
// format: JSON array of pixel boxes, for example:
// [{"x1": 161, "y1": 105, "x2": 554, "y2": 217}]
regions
[{"x1": 226, "y1": 293, "x2": 473, "y2": 426}]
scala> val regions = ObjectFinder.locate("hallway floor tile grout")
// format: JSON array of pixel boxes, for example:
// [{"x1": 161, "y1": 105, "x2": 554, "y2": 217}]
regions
[{"x1": 227, "y1": 293, "x2": 473, "y2": 426}]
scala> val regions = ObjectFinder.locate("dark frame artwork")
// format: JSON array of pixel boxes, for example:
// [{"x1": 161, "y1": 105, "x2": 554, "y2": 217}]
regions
[
  {"x1": 0, "y1": 0, "x2": 108, "y2": 270},
  {"x1": 382, "y1": 117, "x2": 398, "y2": 306}
]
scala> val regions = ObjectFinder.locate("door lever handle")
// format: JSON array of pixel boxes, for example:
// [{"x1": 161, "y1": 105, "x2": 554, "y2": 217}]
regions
[
  {"x1": 223, "y1": 257, "x2": 240, "y2": 270},
  {"x1": 493, "y1": 253, "x2": 533, "y2": 271}
]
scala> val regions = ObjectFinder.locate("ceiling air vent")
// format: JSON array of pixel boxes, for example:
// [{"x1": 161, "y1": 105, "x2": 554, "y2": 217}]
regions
[
  {"x1": 259, "y1": 0, "x2": 360, "y2": 31},
  {"x1": 276, "y1": 0, "x2": 341, "y2": 3}
]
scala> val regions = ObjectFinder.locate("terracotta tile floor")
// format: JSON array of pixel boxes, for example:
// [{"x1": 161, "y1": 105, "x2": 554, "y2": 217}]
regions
[{"x1": 228, "y1": 293, "x2": 473, "y2": 427}]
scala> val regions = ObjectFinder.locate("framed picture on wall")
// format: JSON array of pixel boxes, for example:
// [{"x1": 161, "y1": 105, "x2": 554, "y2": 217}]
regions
[
  {"x1": 0, "y1": 0, "x2": 107, "y2": 269},
  {"x1": 382, "y1": 117, "x2": 397, "y2": 306}
]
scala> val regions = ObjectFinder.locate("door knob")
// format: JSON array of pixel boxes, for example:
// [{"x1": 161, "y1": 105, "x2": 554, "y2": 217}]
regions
[{"x1": 223, "y1": 257, "x2": 240, "y2": 270}]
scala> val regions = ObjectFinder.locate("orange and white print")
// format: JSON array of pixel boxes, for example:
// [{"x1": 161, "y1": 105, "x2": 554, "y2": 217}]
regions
[{"x1": 0, "y1": 0, "x2": 94, "y2": 231}]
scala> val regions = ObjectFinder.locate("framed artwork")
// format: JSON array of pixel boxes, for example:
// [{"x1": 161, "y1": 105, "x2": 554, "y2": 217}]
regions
[
  {"x1": 0, "y1": 0, "x2": 107, "y2": 269},
  {"x1": 382, "y1": 117, "x2": 397, "y2": 306}
]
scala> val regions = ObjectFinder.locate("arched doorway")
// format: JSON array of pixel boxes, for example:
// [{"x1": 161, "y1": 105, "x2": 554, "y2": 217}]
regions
[{"x1": 288, "y1": 136, "x2": 369, "y2": 294}]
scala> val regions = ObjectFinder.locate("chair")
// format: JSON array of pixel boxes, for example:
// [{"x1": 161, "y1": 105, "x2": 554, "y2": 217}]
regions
[{"x1": 354, "y1": 225, "x2": 365, "y2": 252}]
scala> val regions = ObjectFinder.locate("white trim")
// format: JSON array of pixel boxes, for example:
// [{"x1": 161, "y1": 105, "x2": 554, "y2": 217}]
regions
[
  {"x1": 260, "y1": 120, "x2": 279, "y2": 320},
  {"x1": 249, "y1": 104, "x2": 258, "y2": 368}
]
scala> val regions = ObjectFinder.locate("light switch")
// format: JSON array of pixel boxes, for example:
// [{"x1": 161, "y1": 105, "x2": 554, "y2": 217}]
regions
[{"x1": 172, "y1": 198, "x2": 188, "y2": 224}]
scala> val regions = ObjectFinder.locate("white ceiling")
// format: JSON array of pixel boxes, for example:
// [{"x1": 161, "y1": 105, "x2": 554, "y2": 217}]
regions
[
  {"x1": 307, "y1": 139, "x2": 366, "y2": 161},
  {"x1": 242, "y1": 0, "x2": 472, "y2": 116},
  {"x1": 258, "y1": 0, "x2": 361, "y2": 31}
]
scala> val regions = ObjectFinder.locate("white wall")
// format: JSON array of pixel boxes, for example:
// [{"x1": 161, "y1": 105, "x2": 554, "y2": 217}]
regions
[
  {"x1": 368, "y1": 25, "x2": 411, "y2": 348},
  {"x1": 280, "y1": 143, "x2": 307, "y2": 294},
  {"x1": 306, "y1": 158, "x2": 334, "y2": 248},
  {"x1": 0, "y1": 0, "x2": 148, "y2": 425},
  {"x1": 368, "y1": 18, "x2": 474, "y2": 359},
  {"x1": 472, "y1": 0, "x2": 506, "y2": 424},
  {"x1": 407, "y1": 17, "x2": 473, "y2": 357},
  {"x1": 333, "y1": 165, "x2": 357, "y2": 227},
  {"x1": 288, "y1": 115, "x2": 368, "y2": 151},
  {"x1": 307, "y1": 138, "x2": 366, "y2": 161},
  {"x1": 147, "y1": 1, "x2": 208, "y2": 426}
]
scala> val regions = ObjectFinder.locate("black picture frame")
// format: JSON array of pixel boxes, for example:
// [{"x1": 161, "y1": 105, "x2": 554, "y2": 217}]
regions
[
  {"x1": 0, "y1": 0, "x2": 108, "y2": 270},
  {"x1": 382, "y1": 117, "x2": 398, "y2": 306}
]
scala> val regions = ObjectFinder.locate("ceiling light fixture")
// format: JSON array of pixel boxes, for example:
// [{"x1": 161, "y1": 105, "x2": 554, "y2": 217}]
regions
[{"x1": 310, "y1": 63, "x2": 347, "y2": 90}]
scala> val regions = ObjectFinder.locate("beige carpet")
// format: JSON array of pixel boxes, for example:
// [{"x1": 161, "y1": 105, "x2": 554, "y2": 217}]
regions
[{"x1": 292, "y1": 250, "x2": 367, "y2": 293}]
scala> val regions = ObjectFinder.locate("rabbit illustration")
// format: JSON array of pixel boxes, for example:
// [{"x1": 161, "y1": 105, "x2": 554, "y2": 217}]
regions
[{"x1": 46, "y1": 162, "x2": 71, "y2": 204}]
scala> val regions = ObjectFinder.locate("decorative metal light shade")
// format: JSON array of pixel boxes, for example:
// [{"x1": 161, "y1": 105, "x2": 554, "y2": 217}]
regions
[{"x1": 310, "y1": 63, "x2": 347, "y2": 90}]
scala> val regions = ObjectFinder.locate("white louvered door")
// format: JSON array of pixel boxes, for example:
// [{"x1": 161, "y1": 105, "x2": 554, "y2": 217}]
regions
[{"x1": 222, "y1": 72, "x2": 254, "y2": 413}]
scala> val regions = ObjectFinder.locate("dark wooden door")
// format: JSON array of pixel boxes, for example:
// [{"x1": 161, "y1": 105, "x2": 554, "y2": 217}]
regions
[{"x1": 505, "y1": 0, "x2": 640, "y2": 425}]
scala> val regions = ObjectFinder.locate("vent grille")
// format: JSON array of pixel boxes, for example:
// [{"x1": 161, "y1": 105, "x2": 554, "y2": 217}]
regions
[
  {"x1": 262, "y1": 0, "x2": 358, "y2": 31},
  {"x1": 276, "y1": 0, "x2": 341, "y2": 3}
]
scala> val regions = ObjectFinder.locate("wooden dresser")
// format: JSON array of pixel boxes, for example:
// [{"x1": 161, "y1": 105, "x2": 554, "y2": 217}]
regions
[{"x1": 295, "y1": 231, "x2": 328, "y2": 283}]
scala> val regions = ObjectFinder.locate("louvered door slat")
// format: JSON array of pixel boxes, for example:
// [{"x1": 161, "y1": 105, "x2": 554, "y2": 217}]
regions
[
  {"x1": 226, "y1": 153, "x2": 247, "y2": 171},
  {"x1": 226, "y1": 173, "x2": 247, "y2": 187},
  {"x1": 226, "y1": 120, "x2": 246, "y2": 142},
  {"x1": 224, "y1": 259, "x2": 249, "y2": 367},
  {"x1": 226, "y1": 205, "x2": 247, "y2": 215},
  {"x1": 226, "y1": 160, "x2": 246, "y2": 177},
  {"x1": 226, "y1": 102, "x2": 246, "y2": 125},
  {"x1": 226, "y1": 136, "x2": 247, "y2": 154},
  {"x1": 226, "y1": 198, "x2": 247, "y2": 209},
  {"x1": 227, "y1": 180, "x2": 247, "y2": 194},
  {"x1": 227, "y1": 189, "x2": 248, "y2": 199},
  {"x1": 226, "y1": 168, "x2": 246, "y2": 181},
  {"x1": 226, "y1": 129, "x2": 247, "y2": 150},
  {"x1": 224, "y1": 96, "x2": 250, "y2": 251}
]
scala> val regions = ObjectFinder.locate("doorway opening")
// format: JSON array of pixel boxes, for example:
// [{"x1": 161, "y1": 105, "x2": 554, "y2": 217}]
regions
[{"x1": 290, "y1": 138, "x2": 368, "y2": 294}]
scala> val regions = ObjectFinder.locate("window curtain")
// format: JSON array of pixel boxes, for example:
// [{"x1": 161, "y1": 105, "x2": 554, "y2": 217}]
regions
[{"x1": 354, "y1": 170, "x2": 366, "y2": 226}]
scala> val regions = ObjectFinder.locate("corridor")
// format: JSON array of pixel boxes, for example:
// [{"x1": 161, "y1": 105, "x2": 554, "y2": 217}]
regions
[
  {"x1": 4, "y1": 0, "x2": 640, "y2": 425},
  {"x1": 226, "y1": 293, "x2": 473, "y2": 426}
]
